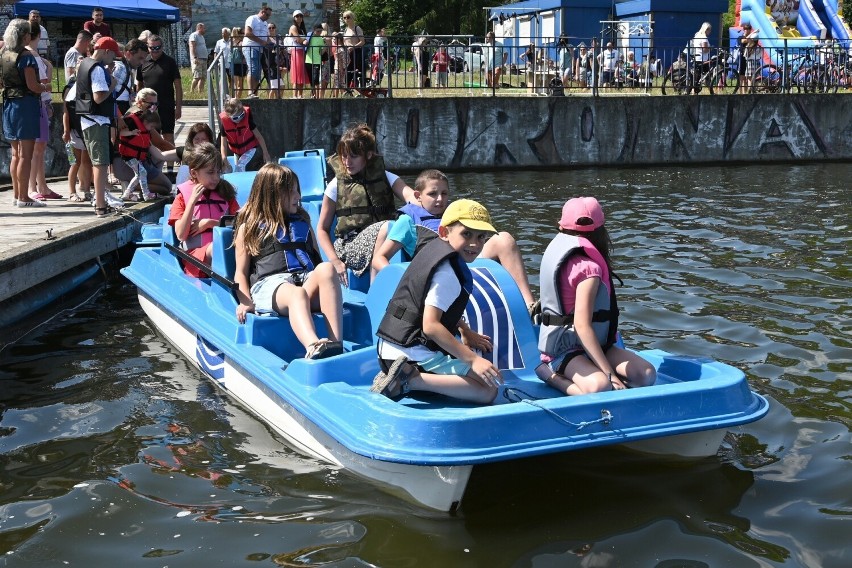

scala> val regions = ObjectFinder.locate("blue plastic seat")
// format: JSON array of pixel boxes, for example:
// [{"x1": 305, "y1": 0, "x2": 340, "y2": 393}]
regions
[
  {"x1": 278, "y1": 155, "x2": 326, "y2": 202},
  {"x1": 284, "y1": 148, "x2": 326, "y2": 176},
  {"x1": 222, "y1": 171, "x2": 257, "y2": 206}
]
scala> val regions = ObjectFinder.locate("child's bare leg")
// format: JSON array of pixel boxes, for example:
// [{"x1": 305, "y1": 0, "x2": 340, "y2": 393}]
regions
[
  {"x1": 273, "y1": 282, "x2": 320, "y2": 350},
  {"x1": 304, "y1": 262, "x2": 343, "y2": 341},
  {"x1": 481, "y1": 231, "x2": 535, "y2": 305},
  {"x1": 549, "y1": 356, "x2": 612, "y2": 396},
  {"x1": 406, "y1": 368, "x2": 498, "y2": 404},
  {"x1": 608, "y1": 346, "x2": 657, "y2": 387}
]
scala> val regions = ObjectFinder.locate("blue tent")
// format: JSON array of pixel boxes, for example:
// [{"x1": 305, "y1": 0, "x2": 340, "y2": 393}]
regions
[{"x1": 13, "y1": 0, "x2": 180, "y2": 22}]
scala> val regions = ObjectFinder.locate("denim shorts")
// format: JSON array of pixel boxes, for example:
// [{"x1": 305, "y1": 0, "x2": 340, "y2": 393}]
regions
[
  {"x1": 250, "y1": 272, "x2": 311, "y2": 314},
  {"x1": 243, "y1": 45, "x2": 262, "y2": 81}
]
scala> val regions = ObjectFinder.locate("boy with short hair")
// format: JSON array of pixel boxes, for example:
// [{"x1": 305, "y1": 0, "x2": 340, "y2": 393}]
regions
[
  {"x1": 371, "y1": 199, "x2": 503, "y2": 404},
  {"x1": 371, "y1": 169, "x2": 536, "y2": 310}
]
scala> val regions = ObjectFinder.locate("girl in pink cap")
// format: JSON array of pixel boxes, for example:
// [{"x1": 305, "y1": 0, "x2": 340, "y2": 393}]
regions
[{"x1": 536, "y1": 196, "x2": 656, "y2": 395}]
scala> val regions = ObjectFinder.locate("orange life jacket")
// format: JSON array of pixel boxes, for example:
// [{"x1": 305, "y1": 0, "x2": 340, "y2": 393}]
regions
[
  {"x1": 118, "y1": 112, "x2": 151, "y2": 161},
  {"x1": 219, "y1": 106, "x2": 258, "y2": 155}
]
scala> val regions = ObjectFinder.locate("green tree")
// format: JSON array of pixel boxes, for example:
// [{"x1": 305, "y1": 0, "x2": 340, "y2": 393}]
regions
[{"x1": 346, "y1": 0, "x2": 508, "y2": 38}]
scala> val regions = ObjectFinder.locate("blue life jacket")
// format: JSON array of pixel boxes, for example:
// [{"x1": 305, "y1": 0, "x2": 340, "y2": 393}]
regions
[
  {"x1": 250, "y1": 216, "x2": 321, "y2": 286},
  {"x1": 397, "y1": 202, "x2": 441, "y2": 258}
]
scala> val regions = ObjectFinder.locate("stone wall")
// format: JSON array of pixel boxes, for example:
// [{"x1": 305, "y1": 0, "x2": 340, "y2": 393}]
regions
[{"x1": 3, "y1": 94, "x2": 851, "y2": 181}]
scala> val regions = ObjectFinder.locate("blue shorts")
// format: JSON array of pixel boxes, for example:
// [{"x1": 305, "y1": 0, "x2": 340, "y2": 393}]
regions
[
  {"x1": 243, "y1": 45, "x2": 263, "y2": 81},
  {"x1": 250, "y1": 272, "x2": 312, "y2": 314}
]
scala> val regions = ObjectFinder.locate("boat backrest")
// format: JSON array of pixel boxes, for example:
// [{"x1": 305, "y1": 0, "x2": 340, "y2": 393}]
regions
[
  {"x1": 222, "y1": 171, "x2": 257, "y2": 206},
  {"x1": 278, "y1": 155, "x2": 326, "y2": 202},
  {"x1": 211, "y1": 226, "x2": 236, "y2": 281},
  {"x1": 159, "y1": 207, "x2": 183, "y2": 271},
  {"x1": 365, "y1": 259, "x2": 537, "y2": 370},
  {"x1": 175, "y1": 164, "x2": 190, "y2": 185},
  {"x1": 284, "y1": 148, "x2": 326, "y2": 174}
]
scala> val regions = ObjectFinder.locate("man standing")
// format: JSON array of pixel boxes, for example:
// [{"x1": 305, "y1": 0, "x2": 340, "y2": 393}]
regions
[
  {"x1": 484, "y1": 31, "x2": 506, "y2": 88},
  {"x1": 64, "y1": 31, "x2": 93, "y2": 80},
  {"x1": 136, "y1": 34, "x2": 182, "y2": 146},
  {"x1": 188, "y1": 23, "x2": 209, "y2": 93},
  {"x1": 28, "y1": 10, "x2": 49, "y2": 57},
  {"x1": 113, "y1": 39, "x2": 149, "y2": 115},
  {"x1": 84, "y1": 8, "x2": 112, "y2": 38},
  {"x1": 76, "y1": 36, "x2": 120, "y2": 216},
  {"x1": 243, "y1": 4, "x2": 273, "y2": 98}
]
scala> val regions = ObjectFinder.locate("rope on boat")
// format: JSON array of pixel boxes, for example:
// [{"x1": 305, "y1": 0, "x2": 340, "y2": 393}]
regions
[{"x1": 503, "y1": 387, "x2": 614, "y2": 430}]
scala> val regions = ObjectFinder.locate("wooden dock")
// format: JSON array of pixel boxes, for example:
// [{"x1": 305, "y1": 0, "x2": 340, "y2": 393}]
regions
[{"x1": 0, "y1": 107, "x2": 208, "y2": 312}]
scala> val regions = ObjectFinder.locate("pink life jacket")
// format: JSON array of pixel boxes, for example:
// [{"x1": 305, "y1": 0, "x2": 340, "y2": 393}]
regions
[{"x1": 176, "y1": 180, "x2": 231, "y2": 251}]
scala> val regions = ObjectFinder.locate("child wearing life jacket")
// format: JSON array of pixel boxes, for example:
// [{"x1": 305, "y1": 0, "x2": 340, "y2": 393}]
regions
[
  {"x1": 317, "y1": 123, "x2": 414, "y2": 287},
  {"x1": 537, "y1": 197, "x2": 656, "y2": 395},
  {"x1": 370, "y1": 199, "x2": 502, "y2": 404},
  {"x1": 218, "y1": 97, "x2": 271, "y2": 172},
  {"x1": 233, "y1": 164, "x2": 344, "y2": 360},
  {"x1": 371, "y1": 169, "x2": 537, "y2": 310},
  {"x1": 118, "y1": 109, "x2": 158, "y2": 201},
  {"x1": 168, "y1": 142, "x2": 240, "y2": 278}
]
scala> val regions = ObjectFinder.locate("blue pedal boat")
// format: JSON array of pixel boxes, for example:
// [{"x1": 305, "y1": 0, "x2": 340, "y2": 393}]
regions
[
  {"x1": 121, "y1": 234, "x2": 768, "y2": 511},
  {"x1": 122, "y1": 164, "x2": 768, "y2": 511}
]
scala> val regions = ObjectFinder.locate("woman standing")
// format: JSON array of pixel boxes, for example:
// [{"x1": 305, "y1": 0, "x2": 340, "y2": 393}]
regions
[
  {"x1": 27, "y1": 25, "x2": 59, "y2": 200},
  {"x1": 230, "y1": 27, "x2": 247, "y2": 98},
  {"x1": 342, "y1": 10, "x2": 365, "y2": 88},
  {"x1": 2, "y1": 19, "x2": 48, "y2": 207},
  {"x1": 288, "y1": 10, "x2": 308, "y2": 98}
]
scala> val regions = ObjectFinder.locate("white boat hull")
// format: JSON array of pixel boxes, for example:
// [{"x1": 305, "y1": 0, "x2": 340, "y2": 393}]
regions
[{"x1": 139, "y1": 292, "x2": 471, "y2": 511}]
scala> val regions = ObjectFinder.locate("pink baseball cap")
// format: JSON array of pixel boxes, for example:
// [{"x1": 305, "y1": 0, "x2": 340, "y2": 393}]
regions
[{"x1": 559, "y1": 196, "x2": 605, "y2": 232}]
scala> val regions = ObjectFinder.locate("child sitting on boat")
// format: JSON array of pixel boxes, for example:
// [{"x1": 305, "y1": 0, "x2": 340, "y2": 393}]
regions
[
  {"x1": 317, "y1": 123, "x2": 414, "y2": 287},
  {"x1": 219, "y1": 97, "x2": 271, "y2": 172},
  {"x1": 537, "y1": 196, "x2": 656, "y2": 395},
  {"x1": 371, "y1": 168, "x2": 537, "y2": 310},
  {"x1": 233, "y1": 164, "x2": 344, "y2": 360},
  {"x1": 168, "y1": 143, "x2": 240, "y2": 278},
  {"x1": 371, "y1": 199, "x2": 503, "y2": 404}
]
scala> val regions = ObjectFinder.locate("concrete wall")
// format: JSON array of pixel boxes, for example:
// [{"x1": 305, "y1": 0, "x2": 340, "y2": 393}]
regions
[{"x1": 3, "y1": 94, "x2": 851, "y2": 181}]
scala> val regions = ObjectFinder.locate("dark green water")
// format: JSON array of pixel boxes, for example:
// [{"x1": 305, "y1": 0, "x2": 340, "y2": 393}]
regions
[{"x1": 1, "y1": 164, "x2": 849, "y2": 567}]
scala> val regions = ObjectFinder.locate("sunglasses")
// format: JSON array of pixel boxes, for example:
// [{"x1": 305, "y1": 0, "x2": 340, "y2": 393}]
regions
[
  {"x1": 143, "y1": 100, "x2": 159, "y2": 107},
  {"x1": 149, "y1": 45, "x2": 163, "y2": 52},
  {"x1": 344, "y1": 16, "x2": 352, "y2": 20},
  {"x1": 230, "y1": 112, "x2": 245, "y2": 122}
]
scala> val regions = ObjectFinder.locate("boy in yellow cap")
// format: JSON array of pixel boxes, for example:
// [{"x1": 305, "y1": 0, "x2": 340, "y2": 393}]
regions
[{"x1": 371, "y1": 199, "x2": 503, "y2": 404}]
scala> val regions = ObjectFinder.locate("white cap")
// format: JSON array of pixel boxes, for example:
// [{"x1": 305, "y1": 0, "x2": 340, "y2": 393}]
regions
[{"x1": 293, "y1": 10, "x2": 303, "y2": 17}]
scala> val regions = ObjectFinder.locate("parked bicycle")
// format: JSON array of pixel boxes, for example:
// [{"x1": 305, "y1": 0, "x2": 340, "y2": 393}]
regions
[
  {"x1": 751, "y1": 46, "x2": 841, "y2": 94},
  {"x1": 662, "y1": 48, "x2": 739, "y2": 95}
]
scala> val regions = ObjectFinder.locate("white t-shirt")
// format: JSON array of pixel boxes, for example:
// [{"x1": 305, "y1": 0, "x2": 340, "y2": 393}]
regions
[
  {"x1": 64, "y1": 46, "x2": 83, "y2": 80},
  {"x1": 244, "y1": 14, "x2": 268, "y2": 48},
  {"x1": 378, "y1": 260, "x2": 462, "y2": 361},
  {"x1": 34, "y1": 53, "x2": 51, "y2": 103},
  {"x1": 38, "y1": 25, "x2": 49, "y2": 56},
  {"x1": 323, "y1": 171, "x2": 401, "y2": 202},
  {"x1": 189, "y1": 30, "x2": 209, "y2": 59},
  {"x1": 214, "y1": 38, "x2": 231, "y2": 65},
  {"x1": 79, "y1": 64, "x2": 112, "y2": 129},
  {"x1": 690, "y1": 35, "x2": 709, "y2": 62}
]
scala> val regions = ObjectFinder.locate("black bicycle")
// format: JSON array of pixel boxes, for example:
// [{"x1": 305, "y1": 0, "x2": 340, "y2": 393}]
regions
[{"x1": 662, "y1": 49, "x2": 739, "y2": 95}]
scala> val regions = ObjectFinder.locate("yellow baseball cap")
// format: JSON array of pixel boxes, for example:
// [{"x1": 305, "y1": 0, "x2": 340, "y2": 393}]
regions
[{"x1": 440, "y1": 199, "x2": 497, "y2": 233}]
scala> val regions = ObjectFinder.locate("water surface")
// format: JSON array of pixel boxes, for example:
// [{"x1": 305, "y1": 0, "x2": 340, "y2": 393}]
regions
[{"x1": 0, "y1": 163, "x2": 849, "y2": 567}]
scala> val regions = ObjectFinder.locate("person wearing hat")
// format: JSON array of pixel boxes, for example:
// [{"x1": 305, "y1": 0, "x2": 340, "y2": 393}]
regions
[
  {"x1": 371, "y1": 199, "x2": 503, "y2": 404},
  {"x1": 76, "y1": 35, "x2": 121, "y2": 216},
  {"x1": 536, "y1": 196, "x2": 656, "y2": 396}
]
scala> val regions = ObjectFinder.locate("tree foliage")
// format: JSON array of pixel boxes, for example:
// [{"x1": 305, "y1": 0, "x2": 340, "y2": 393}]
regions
[{"x1": 345, "y1": 0, "x2": 507, "y2": 40}]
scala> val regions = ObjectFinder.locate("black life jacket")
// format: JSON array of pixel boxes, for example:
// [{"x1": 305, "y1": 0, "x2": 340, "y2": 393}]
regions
[
  {"x1": 1, "y1": 49, "x2": 30, "y2": 100},
  {"x1": 249, "y1": 217, "x2": 322, "y2": 287},
  {"x1": 376, "y1": 238, "x2": 473, "y2": 352},
  {"x1": 75, "y1": 57, "x2": 114, "y2": 120}
]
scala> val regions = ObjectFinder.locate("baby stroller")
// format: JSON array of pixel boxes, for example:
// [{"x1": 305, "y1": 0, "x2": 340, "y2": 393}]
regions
[{"x1": 343, "y1": 69, "x2": 388, "y2": 98}]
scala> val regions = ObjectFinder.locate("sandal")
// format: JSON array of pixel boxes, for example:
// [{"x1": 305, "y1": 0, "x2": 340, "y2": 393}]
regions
[
  {"x1": 370, "y1": 356, "x2": 416, "y2": 401},
  {"x1": 43, "y1": 190, "x2": 63, "y2": 199},
  {"x1": 30, "y1": 192, "x2": 47, "y2": 201},
  {"x1": 305, "y1": 339, "x2": 343, "y2": 360},
  {"x1": 68, "y1": 193, "x2": 86, "y2": 202},
  {"x1": 95, "y1": 206, "x2": 114, "y2": 218}
]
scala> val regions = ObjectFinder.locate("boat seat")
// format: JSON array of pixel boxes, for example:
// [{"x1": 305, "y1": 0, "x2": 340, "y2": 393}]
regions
[
  {"x1": 175, "y1": 164, "x2": 190, "y2": 185},
  {"x1": 222, "y1": 171, "x2": 257, "y2": 206},
  {"x1": 278, "y1": 155, "x2": 326, "y2": 202},
  {"x1": 366, "y1": 260, "x2": 538, "y2": 371},
  {"x1": 160, "y1": 209, "x2": 183, "y2": 272},
  {"x1": 284, "y1": 148, "x2": 326, "y2": 177}
]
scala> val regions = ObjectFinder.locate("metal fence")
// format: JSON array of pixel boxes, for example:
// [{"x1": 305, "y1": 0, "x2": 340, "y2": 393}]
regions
[{"x1": 204, "y1": 33, "x2": 852, "y2": 99}]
